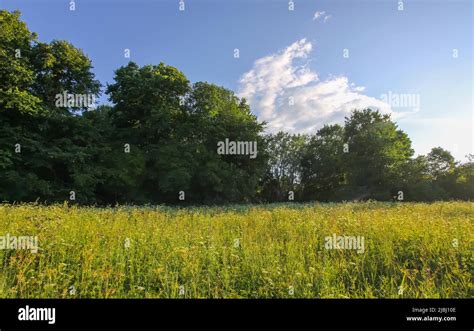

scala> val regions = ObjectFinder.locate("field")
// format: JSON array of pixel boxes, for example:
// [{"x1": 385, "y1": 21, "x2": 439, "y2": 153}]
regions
[{"x1": 0, "y1": 202, "x2": 472, "y2": 298}]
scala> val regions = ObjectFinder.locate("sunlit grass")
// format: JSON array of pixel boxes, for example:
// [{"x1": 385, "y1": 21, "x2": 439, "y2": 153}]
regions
[{"x1": 0, "y1": 202, "x2": 472, "y2": 298}]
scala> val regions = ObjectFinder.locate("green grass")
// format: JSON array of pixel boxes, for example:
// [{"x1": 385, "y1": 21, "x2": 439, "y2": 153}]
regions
[{"x1": 0, "y1": 202, "x2": 472, "y2": 298}]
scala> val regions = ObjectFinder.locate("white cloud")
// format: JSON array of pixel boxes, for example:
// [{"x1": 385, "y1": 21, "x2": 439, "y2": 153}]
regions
[
  {"x1": 323, "y1": 15, "x2": 332, "y2": 22},
  {"x1": 313, "y1": 11, "x2": 325, "y2": 20},
  {"x1": 238, "y1": 39, "x2": 393, "y2": 133}
]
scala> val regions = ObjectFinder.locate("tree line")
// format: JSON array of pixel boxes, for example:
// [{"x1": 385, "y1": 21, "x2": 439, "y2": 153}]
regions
[{"x1": 1, "y1": 10, "x2": 472, "y2": 204}]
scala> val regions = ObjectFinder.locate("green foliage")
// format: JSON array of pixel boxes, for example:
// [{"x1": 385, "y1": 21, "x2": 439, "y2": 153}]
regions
[
  {"x1": 104, "y1": 67, "x2": 266, "y2": 203},
  {"x1": 451, "y1": 154, "x2": 474, "y2": 200},
  {"x1": 342, "y1": 109, "x2": 414, "y2": 199},
  {"x1": 301, "y1": 125, "x2": 345, "y2": 201},
  {"x1": 31, "y1": 40, "x2": 101, "y2": 112},
  {"x1": 260, "y1": 132, "x2": 308, "y2": 201},
  {"x1": 0, "y1": 10, "x2": 41, "y2": 115},
  {"x1": 260, "y1": 110, "x2": 472, "y2": 202}
]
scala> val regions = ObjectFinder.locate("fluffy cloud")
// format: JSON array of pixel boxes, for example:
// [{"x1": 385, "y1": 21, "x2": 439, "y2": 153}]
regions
[
  {"x1": 238, "y1": 39, "x2": 392, "y2": 133},
  {"x1": 313, "y1": 11, "x2": 331, "y2": 22},
  {"x1": 313, "y1": 11, "x2": 325, "y2": 20}
]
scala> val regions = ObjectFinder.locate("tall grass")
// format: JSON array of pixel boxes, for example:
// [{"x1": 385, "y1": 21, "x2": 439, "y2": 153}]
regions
[{"x1": 0, "y1": 202, "x2": 472, "y2": 298}]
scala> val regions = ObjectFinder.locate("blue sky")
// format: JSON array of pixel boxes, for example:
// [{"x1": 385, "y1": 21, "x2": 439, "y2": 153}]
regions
[{"x1": 2, "y1": 0, "x2": 473, "y2": 161}]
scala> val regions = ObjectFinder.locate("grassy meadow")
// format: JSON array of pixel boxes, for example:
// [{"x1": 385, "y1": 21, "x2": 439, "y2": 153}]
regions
[{"x1": 0, "y1": 202, "x2": 472, "y2": 298}]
